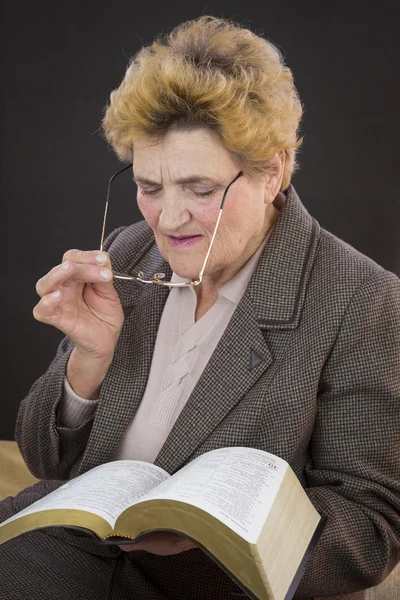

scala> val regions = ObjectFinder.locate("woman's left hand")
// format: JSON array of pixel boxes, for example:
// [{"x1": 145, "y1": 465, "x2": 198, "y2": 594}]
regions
[{"x1": 118, "y1": 532, "x2": 197, "y2": 555}]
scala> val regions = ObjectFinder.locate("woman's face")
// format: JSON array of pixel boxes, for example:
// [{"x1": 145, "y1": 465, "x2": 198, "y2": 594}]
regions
[{"x1": 132, "y1": 128, "x2": 283, "y2": 283}]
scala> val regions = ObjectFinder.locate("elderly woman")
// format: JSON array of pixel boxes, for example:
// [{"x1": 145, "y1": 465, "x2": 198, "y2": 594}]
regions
[{"x1": 0, "y1": 15, "x2": 399, "y2": 600}]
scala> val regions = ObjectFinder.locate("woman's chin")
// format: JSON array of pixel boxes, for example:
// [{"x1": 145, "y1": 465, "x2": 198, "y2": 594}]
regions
[
  {"x1": 167, "y1": 257, "x2": 201, "y2": 281},
  {"x1": 171, "y1": 266, "x2": 200, "y2": 281}
]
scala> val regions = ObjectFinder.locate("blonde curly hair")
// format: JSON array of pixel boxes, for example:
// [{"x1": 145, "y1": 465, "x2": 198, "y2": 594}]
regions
[{"x1": 102, "y1": 15, "x2": 304, "y2": 191}]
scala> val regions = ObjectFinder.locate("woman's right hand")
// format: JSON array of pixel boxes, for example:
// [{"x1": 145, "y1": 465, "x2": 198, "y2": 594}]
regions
[{"x1": 34, "y1": 250, "x2": 124, "y2": 398}]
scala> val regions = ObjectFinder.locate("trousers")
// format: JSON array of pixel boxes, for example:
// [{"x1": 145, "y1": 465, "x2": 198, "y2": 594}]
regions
[{"x1": 0, "y1": 480, "x2": 170, "y2": 600}]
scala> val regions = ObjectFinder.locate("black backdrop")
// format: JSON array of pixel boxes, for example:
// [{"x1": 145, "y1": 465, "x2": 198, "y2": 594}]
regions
[{"x1": 1, "y1": 1, "x2": 399, "y2": 440}]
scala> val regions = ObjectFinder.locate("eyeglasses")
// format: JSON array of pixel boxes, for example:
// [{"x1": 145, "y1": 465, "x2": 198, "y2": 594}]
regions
[{"x1": 100, "y1": 164, "x2": 243, "y2": 287}]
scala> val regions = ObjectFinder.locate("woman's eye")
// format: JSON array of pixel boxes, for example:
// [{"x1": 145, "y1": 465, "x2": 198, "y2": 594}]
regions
[
  {"x1": 140, "y1": 189, "x2": 160, "y2": 196},
  {"x1": 139, "y1": 188, "x2": 216, "y2": 197},
  {"x1": 194, "y1": 189, "x2": 216, "y2": 197}
]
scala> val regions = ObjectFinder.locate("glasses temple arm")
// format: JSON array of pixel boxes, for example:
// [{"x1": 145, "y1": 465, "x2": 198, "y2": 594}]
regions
[
  {"x1": 195, "y1": 170, "x2": 243, "y2": 284},
  {"x1": 100, "y1": 163, "x2": 133, "y2": 251}
]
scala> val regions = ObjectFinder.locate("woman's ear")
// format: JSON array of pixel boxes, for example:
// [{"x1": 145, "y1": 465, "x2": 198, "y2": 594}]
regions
[{"x1": 264, "y1": 151, "x2": 286, "y2": 203}]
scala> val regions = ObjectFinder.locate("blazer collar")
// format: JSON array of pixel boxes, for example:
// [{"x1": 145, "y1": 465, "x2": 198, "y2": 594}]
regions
[{"x1": 246, "y1": 184, "x2": 320, "y2": 329}]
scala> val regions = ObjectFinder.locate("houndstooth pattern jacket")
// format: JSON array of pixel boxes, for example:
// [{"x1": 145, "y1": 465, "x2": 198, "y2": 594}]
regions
[{"x1": 16, "y1": 183, "x2": 400, "y2": 600}]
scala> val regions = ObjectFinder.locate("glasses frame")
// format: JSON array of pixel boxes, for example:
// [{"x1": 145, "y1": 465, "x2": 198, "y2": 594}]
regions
[{"x1": 100, "y1": 164, "x2": 243, "y2": 287}]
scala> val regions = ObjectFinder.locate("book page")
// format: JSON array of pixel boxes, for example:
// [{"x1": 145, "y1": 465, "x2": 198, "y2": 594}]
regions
[
  {"x1": 138, "y1": 448, "x2": 288, "y2": 543},
  {"x1": 0, "y1": 460, "x2": 169, "y2": 530}
]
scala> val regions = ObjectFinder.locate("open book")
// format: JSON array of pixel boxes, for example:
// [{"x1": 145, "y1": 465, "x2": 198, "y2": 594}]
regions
[{"x1": 0, "y1": 447, "x2": 325, "y2": 600}]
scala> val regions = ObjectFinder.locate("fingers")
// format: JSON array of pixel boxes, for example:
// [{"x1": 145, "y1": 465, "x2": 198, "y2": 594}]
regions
[
  {"x1": 32, "y1": 287, "x2": 64, "y2": 326},
  {"x1": 118, "y1": 533, "x2": 197, "y2": 556},
  {"x1": 62, "y1": 249, "x2": 111, "y2": 268},
  {"x1": 35, "y1": 251, "x2": 114, "y2": 298},
  {"x1": 119, "y1": 543, "x2": 139, "y2": 552}
]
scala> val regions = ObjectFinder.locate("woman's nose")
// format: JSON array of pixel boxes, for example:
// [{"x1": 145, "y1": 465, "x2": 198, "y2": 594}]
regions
[{"x1": 158, "y1": 197, "x2": 191, "y2": 231}]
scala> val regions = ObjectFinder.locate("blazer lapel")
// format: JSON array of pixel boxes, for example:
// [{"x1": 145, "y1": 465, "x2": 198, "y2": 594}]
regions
[{"x1": 154, "y1": 292, "x2": 273, "y2": 473}]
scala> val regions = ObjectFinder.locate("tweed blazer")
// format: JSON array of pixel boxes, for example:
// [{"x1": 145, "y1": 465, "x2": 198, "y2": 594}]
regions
[{"x1": 16, "y1": 183, "x2": 400, "y2": 600}]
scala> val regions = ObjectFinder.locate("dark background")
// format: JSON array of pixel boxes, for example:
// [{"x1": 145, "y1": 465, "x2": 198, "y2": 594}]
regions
[{"x1": 1, "y1": 1, "x2": 399, "y2": 440}]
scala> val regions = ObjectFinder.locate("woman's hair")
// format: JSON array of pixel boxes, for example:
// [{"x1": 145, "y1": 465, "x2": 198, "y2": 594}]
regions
[{"x1": 102, "y1": 16, "x2": 304, "y2": 190}]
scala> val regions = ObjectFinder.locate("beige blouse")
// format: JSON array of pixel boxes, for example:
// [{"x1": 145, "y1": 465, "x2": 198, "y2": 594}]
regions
[{"x1": 58, "y1": 232, "x2": 271, "y2": 463}]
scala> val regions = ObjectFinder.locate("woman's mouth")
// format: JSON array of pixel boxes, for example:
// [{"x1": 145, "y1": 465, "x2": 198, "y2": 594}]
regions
[{"x1": 166, "y1": 234, "x2": 204, "y2": 248}]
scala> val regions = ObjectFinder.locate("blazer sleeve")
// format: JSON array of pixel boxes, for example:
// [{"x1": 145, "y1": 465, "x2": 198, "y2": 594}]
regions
[
  {"x1": 296, "y1": 268, "x2": 400, "y2": 597},
  {"x1": 15, "y1": 226, "x2": 127, "y2": 481}
]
